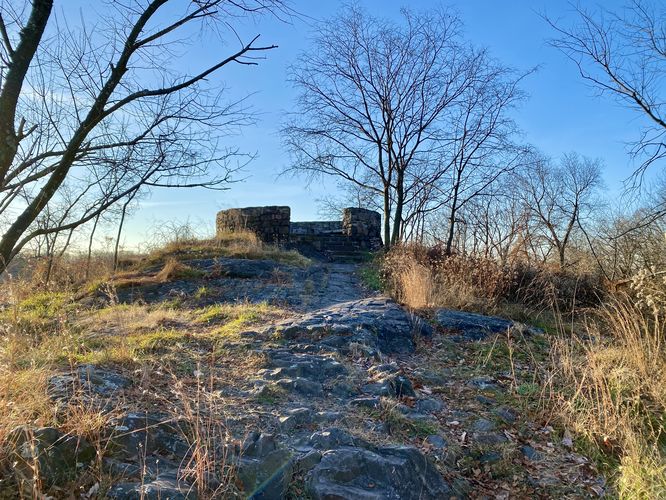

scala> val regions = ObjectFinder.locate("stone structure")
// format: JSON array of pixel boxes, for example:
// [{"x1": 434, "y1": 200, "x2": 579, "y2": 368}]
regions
[
  {"x1": 216, "y1": 206, "x2": 290, "y2": 243},
  {"x1": 216, "y1": 206, "x2": 383, "y2": 255},
  {"x1": 342, "y1": 208, "x2": 381, "y2": 239}
]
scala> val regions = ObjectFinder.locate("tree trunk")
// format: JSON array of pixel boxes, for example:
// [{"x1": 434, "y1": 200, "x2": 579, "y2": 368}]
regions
[
  {"x1": 0, "y1": 0, "x2": 53, "y2": 183},
  {"x1": 383, "y1": 185, "x2": 391, "y2": 247},
  {"x1": 86, "y1": 214, "x2": 101, "y2": 280},
  {"x1": 445, "y1": 178, "x2": 461, "y2": 255},
  {"x1": 114, "y1": 196, "x2": 134, "y2": 271},
  {"x1": 558, "y1": 244, "x2": 566, "y2": 269},
  {"x1": 44, "y1": 233, "x2": 57, "y2": 285},
  {"x1": 390, "y1": 169, "x2": 404, "y2": 246}
]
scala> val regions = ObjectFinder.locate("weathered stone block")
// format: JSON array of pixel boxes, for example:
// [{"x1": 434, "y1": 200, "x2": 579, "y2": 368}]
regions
[{"x1": 216, "y1": 206, "x2": 291, "y2": 243}]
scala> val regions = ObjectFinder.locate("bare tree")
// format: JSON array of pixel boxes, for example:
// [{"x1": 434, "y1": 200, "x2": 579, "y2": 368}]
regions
[
  {"x1": 547, "y1": 1, "x2": 665, "y2": 178},
  {"x1": 457, "y1": 182, "x2": 530, "y2": 264},
  {"x1": 283, "y1": 6, "x2": 482, "y2": 246},
  {"x1": 436, "y1": 68, "x2": 531, "y2": 255},
  {"x1": 284, "y1": 5, "x2": 529, "y2": 247},
  {"x1": 520, "y1": 152, "x2": 603, "y2": 268},
  {"x1": 0, "y1": 0, "x2": 287, "y2": 274}
]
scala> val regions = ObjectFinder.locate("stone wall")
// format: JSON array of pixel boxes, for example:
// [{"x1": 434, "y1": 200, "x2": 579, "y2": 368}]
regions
[
  {"x1": 342, "y1": 208, "x2": 382, "y2": 239},
  {"x1": 216, "y1": 205, "x2": 383, "y2": 252},
  {"x1": 290, "y1": 221, "x2": 341, "y2": 235},
  {"x1": 216, "y1": 206, "x2": 290, "y2": 243}
]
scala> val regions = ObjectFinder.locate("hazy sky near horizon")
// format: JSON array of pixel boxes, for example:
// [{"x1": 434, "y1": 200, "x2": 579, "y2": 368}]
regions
[{"x1": 63, "y1": 0, "x2": 645, "y2": 249}]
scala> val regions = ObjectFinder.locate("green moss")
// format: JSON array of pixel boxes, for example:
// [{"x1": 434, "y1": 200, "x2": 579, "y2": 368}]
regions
[{"x1": 194, "y1": 286, "x2": 211, "y2": 299}]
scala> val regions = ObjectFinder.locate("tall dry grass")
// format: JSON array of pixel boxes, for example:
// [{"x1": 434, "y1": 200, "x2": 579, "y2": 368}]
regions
[
  {"x1": 381, "y1": 243, "x2": 603, "y2": 315},
  {"x1": 382, "y1": 244, "x2": 519, "y2": 312},
  {"x1": 381, "y1": 243, "x2": 664, "y2": 495},
  {"x1": 550, "y1": 278, "x2": 666, "y2": 497},
  {"x1": 146, "y1": 230, "x2": 309, "y2": 267}
]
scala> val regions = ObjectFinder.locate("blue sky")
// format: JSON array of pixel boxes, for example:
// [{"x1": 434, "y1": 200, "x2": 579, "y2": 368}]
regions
[{"x1": 63, "y1": 0, "x2": 642, "y2": 248}]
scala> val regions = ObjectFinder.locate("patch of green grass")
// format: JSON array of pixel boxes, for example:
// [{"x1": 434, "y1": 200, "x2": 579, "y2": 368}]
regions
[
  {"x1": 516, "y1": 382, "x2": 540, "y2": 397},
  {"x1": 196, "y1": 301, "x2": 283, "y2": 333},
  {"x1": 11, "y1": 291, "x2": 72, "y2": 320},
  {"x1": 359, "y1": 264, "x2": 382, "y2": 291},
  {"x1": 194, "y1": 286, "x2": 211, "y2": 299},
  {"x1": 371, "y1": 399, "x2": 440, "y2": 439},
  {"x1": 618, "y1": 454, "x2": 666, "y2": 499},
  {"x1": 255, "y1": 384, "x2": 287, "y2": 404},
  {"x1": 129, "y1": 329, "x2": 188, "y2": 352},
  {"x1": 196, "y1": 304, "x2": 231, "y2": 324}
]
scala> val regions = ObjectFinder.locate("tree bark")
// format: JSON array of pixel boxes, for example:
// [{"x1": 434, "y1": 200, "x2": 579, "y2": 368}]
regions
[
  {"x1": 383, "y1": 185, "x2": 391, "y2": 247},
  {"x1": 113, "y1": 195, "x2": 135, "y2": 271},
  {"x1": 85, "y1": 214, "x2": 101, "y2": 281},
  {"x1": 391, "y1": 169, "x2": 405, "y2": 245}
]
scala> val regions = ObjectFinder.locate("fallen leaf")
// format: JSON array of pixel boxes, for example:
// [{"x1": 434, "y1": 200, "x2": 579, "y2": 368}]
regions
[{"x1": 590, "y1": 484, "x2": 604, "y2": 496}]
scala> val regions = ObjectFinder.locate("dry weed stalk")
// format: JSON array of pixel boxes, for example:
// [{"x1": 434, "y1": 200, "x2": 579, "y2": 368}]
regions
[
  {"x1": 549, "y1": 283, "x2": 666, "y2": 497},
  {"x1": 168, "y1": 363, "x2": 237, "y2": 497}
]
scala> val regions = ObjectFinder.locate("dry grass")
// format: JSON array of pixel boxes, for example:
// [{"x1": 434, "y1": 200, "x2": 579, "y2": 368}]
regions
[
  {"x1": 381, "y1": 243, "x2": 663, "y2": 495},
  {"x1": 88, "y1": 303, "x2": 187, "y2": 333},
  {"x1": 168, "y1": 371, "x2": 238, "y2": 497},
  {"x1": 0, "y1": 226, "x2": 310, "y2": 496},
  {"x1": 381, "y1": 244, "x2": 602, "y2": 318},
  {"x1": 0, "y1": 289, "x2": 280, "y2": 496},
  {"x1": 145, "y1": 230, "x2": 309, "y2": 268},
  {"x1": 3, "y1": 229, "x2": 309, "y2": 304},
  {"x1": 550, "y1": 290, "x2": 666, "y2": 498},
  {"x1": 382, "y1": 244, "x2": 517, "y2": 312}
]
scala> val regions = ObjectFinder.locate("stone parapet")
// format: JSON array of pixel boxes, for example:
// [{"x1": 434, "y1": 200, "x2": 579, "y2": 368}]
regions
[
  {"x1": 216, "y1": 206, "x2": 290, "y2": 243},
  {"x1": 216, "y1": 205, "x2": 383, "y2": 252},
  {"x1": 290, "y1": 221, "x2": 342, "y2": 235}
]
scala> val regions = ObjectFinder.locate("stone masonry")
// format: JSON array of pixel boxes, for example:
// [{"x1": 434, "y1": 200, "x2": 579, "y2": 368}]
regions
[
  {"x1": 216, "y1": 206, "x2": 383, "y2": 254},
  {"x1": 216, "y1": 206, "x2": 291, "y2": 243},
  {"x1": 342, "y1": 208, "x2": 381, "y2": 239}
]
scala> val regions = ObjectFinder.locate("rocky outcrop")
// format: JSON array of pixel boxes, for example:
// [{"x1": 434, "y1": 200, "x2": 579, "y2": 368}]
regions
[
  {"x1": 237, "y1": 433, "x2": 293, "y2": 499},
  {"x1": 436, "y1": 309, "x2": 543, "y2": 341},
  {"x1": 305, "y1": 444, "x2": 452, "y2": 499},
  {"x1": 268, "y1": 297, "x2": 433, "y2": 355},
  {"x1": 48, "y1": 364, "x2": 130, "y2": 405},
  {"x1": 8, "y1": 426, "x2": 96, "y2": 488}
]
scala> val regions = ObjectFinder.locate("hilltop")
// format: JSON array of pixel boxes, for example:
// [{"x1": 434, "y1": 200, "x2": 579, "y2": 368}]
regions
[{"x1": 0, "y1": 231, "x2": 606, "y2": 499}]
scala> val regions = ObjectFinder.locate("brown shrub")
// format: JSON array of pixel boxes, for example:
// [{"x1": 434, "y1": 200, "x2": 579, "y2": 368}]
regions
[
  {"x1": 381, "y1": 243, "x2": 604, "y2": 314},
  {"x1": 382, "y1": 244, "x2": 517, "y2": 312}
]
